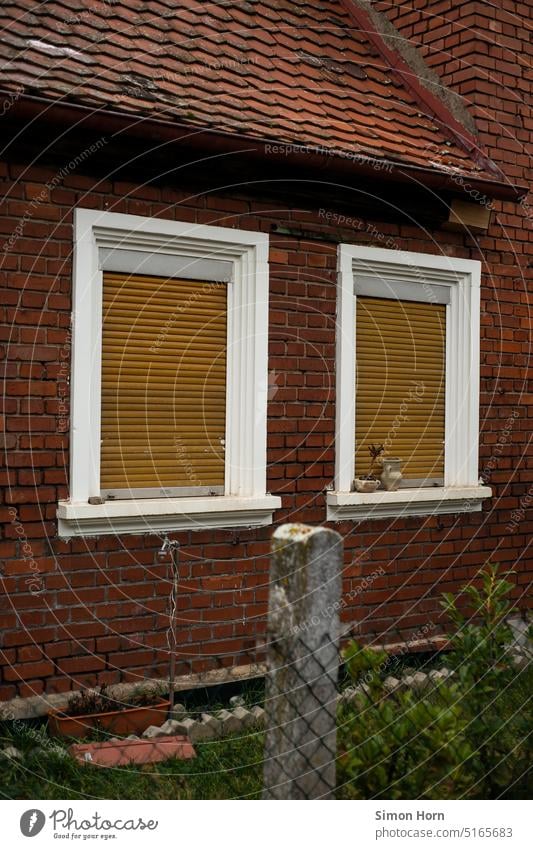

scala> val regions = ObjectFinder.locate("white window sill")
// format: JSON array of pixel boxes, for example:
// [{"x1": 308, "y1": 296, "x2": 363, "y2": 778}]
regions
[
  {"x1": 326, "y1": 486, "x2": 492, "y2": 522},
  {"x1": 57, "y1": 495, "x2": 282, "y2": 538}
]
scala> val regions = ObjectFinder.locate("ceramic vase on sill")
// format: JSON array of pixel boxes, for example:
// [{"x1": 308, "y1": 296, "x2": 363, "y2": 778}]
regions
[{"x1": 380, "y1": 458, "x2": 403, "y2": 491}]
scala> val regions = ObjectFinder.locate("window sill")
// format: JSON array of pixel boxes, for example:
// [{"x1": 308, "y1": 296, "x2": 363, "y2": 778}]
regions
[
  {"x1": 326, "y1": 486, "x2": 492, "y2": 522},
  {"x1": 57, "y1": 495, "x2": 282, "y2": 538}
]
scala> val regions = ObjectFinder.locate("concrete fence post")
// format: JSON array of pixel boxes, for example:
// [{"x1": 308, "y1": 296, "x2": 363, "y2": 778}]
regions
[{"x1": 262, "y1": 523, "x2": 343, "y2": 800}]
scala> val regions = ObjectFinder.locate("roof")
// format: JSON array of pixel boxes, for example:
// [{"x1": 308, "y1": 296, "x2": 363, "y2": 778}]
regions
[{"x1": 0, "y1": 0, "x2": 504, "y2": 184}]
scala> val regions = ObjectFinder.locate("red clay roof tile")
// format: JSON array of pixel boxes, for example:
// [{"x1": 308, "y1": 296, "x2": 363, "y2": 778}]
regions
[{"x1": 0, "y1": 0, "x2": 498, "y2": 179}]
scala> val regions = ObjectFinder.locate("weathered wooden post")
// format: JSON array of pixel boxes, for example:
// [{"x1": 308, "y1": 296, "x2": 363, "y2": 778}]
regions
[{"x1": 262, "y1": 523, "x2": 343, "y2": 800}]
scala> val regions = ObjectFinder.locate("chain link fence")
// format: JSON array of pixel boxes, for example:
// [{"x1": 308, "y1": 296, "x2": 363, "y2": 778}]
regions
[
  {"x1": 262, "y1": 630, "x2": 339, "y2": 799},
  {"x1": 1, "y1": 527, "x2": 530, "y2": 801}
]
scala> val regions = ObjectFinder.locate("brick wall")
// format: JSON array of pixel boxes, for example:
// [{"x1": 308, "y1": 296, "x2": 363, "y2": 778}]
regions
[
  {"x1": 376, "y1": 0, "x2": 532, "y2": 184},
  {"x1": 0, "y1": 3, "x2": 531, "y2": 700},
  {"x1": 375, "y1": 0, "x2": 533, "y2": 577}
]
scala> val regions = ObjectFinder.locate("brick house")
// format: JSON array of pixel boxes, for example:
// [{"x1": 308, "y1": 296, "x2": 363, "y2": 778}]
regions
[{"x1": 0, "y1": 0, "x2": 530, "y2": 704}]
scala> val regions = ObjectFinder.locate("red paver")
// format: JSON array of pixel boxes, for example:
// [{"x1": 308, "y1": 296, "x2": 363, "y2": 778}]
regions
[
  {"x1": 0, "y1": 0, "x2": 498, "y2": 180},
  {"x1": 70, "y1": 736, "x2": 196, "y2": 767}
]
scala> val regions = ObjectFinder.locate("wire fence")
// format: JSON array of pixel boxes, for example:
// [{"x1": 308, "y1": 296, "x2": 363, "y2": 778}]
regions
[
  {"x1": 260, "y1": 523, "x2": 342, "y2": 799},
  {"x1": 1, "y1": 618, "x2": 530, "y2": 800},
  {"x1": 259, "y1": 622, "x2": 530, "y2": 800},
  {"x1": 262, "y1": 631, "x2": 339, "y2": 799},
  {"x1": 1, "y1": 527, "x2": 530, "y2": 801}
]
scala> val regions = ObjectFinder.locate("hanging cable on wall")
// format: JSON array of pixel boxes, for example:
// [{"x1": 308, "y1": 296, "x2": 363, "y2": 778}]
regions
[{"x1": 158, "y1": 535, "x2": 180, "y2": 718}]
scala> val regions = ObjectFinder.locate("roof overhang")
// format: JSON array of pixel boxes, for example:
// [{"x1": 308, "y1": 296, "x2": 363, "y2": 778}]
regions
[{"x1": 3, "y1": 93, "x2": 527, "y2": 203}]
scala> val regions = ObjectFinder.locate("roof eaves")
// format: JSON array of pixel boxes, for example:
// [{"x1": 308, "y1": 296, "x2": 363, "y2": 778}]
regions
[{"x1": 5, "y1": 92, "x2": 525, "y2": 203}]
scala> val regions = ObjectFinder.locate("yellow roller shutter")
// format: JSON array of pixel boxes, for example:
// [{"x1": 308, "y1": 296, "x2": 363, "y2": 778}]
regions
[
  {"x1": 101, "y1": 273, "x2": 227, "y2": 496},
  {"x1": 355, "y1": 296, "x2": 446, "y2": 483}
]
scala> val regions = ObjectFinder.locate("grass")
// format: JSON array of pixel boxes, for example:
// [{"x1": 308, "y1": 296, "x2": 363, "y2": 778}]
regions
[
  {"x1": 2, "y1": 677, "x2": 530, "y2": 800},
  {"x1": 2, "y1": 640, "x2": 528, "y2": 800},
  {"x1": 0, "y1": 723, "x2": 265, "y2": 800},
  {"x1": 0, "y1": 677, "x2": 269, "y2": 800}
]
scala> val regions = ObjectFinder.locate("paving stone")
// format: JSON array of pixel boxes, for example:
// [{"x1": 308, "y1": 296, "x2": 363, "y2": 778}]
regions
[
  {"x1": 232, "y1": 705, "x2": 254, "y2": 728},
  {"x1": 433, "y1": 671, "x2": 447, "y2": 683},
  {"x1": 200, "y1": 713, "x2": 222, "y2": 736},
  {"x1": 338, "y1": 686, "x2": 357, "y2": 703},
  {"x1": 412, "y1": 671, "x2": 429, "y2": 691},
  {"x1": 217, "y1": 709, "x2": 242, "y2": 735},
  {"x1": 158, "y1": 719, "x2": 185, "y2": 736},
  {"x1": 189, "y1": 720, "x2": 218, "y2": 743},
  {"x1": 175, "y1": 717, "x2": 196, "y2": 738},
  {"x1": 142, "y1": 725, "x2": 165, "y2": 739},
  {"x1": 507, "y1": 616, "x2": 530, "y2": 649},
  {"x1": 428, "y1": 668, "x2": 453, "y2": 684},
  {"x1": 513, "y1": 645, "x2": 532, "y2": 659},
  {"x1": 250, "y1": 705, "x2": 265, "y2": 727},
  {"x1": 383, "y1": 676, "x2": 401, "y2": 693}
]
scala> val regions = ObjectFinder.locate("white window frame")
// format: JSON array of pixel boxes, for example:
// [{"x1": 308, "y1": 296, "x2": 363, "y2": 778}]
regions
[
  {"x1": 327, "y1": 244, "x2": 491, "y2": 521},
  {"x1": 58, "y1": 209, "x2": 280, "y2": 537}
]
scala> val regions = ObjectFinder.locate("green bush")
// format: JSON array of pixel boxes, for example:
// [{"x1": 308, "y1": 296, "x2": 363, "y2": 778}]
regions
[
  {"x1": 338, "y1": 643, "x2": 473, "y2": 799},
  {"x1": 441, "y1": 563, "x2": 531, "y2": 798},
  {"x1": 338, "y1": 564, "x2": 531, "y2": 799}
]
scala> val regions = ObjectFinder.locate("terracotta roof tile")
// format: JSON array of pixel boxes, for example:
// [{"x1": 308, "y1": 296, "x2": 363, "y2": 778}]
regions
[{"x1": 0, "y1": 0, "x2": 496, "y2": 178}]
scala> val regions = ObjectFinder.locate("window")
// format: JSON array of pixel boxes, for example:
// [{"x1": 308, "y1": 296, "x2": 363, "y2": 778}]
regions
[
  {"x1": 58, "y1": 209, "x2": 280, "y2": 537},
  {"x1": 355, "y1": 296, "x2": 446, "y2": 487},
  {"x1": 328, "y1": 245, "x2": 491, "y2": 521},
  {"x1": 100, "y1": 273, "x2": 227, "y2": 498}
]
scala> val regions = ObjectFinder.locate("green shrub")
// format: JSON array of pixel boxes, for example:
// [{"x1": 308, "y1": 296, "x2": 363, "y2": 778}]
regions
[
  {"x1": 338, "y1": 564, "x2": 531, "y2": 799},
  {"x1": 338, "y1": 643, "x2": 473, "y2": 799},
  {"x1": 441, "y1": 563, "x2": 531, "y2": 798}
]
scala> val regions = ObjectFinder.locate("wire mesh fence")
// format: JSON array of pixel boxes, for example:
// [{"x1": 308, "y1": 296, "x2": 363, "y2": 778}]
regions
[
  {"x1": 344, "y1": 618, "x2": 531, "y2": 800},
  {"x1": 1, "y1": 616, "x2": 530, "y2": 800},
  {"x1": 1, "y1": 526, "x2": 530, "y2": 801},
  {"x1": 261, "y1": 523, "x2": 343, "y2": 799},
  {"x1": 258, "y1": 531, "x2": 531, "y2": 801},
  {"x1": 262, "y1": 630, "x2": 339, "y2": 799}
]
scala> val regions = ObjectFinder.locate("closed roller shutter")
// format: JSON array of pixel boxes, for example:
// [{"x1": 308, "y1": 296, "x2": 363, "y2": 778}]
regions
[
  {"x1": 355, "y1": 296, "x2": 446, "y2": 483},
  {"x1": 101, "y1": 273, "x2": 227, "y2": 496}
]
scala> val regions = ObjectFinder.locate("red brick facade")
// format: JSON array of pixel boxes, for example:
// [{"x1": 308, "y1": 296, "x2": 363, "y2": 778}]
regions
[{"x1": 0, "y1": 3, "x2": 531, "y2": 700}]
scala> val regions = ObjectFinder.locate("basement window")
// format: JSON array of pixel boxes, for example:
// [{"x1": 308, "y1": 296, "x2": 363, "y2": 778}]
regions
[
  {"x1": 327, "y1": 244, "x2": 491, "y2": 521},
  {"x1": 58, "y1": 209, "x2": 280, "y2": 537}
]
